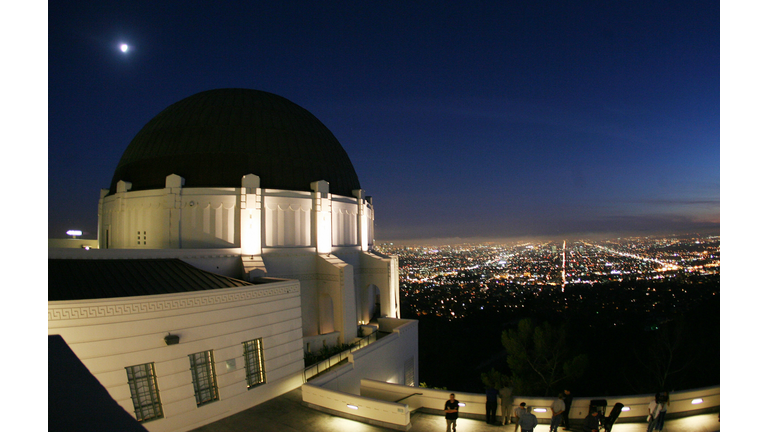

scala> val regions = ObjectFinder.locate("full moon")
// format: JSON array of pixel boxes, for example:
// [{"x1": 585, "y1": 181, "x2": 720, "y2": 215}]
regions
[{"x1": 120, "y1": 44, "x2": 129, "y2": 53}]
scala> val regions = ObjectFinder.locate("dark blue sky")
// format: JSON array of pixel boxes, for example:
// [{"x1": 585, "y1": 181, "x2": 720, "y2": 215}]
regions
[{"x1": 48, "y1": 1, "x2": 719, "y2": 242}]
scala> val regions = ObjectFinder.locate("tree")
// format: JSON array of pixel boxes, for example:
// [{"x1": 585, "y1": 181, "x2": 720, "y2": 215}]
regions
[
  {"x1": 500, "y1": 318, "x2": 588, "y2": 396},
  {"x1": 481, "y1": 368, "x2": 509, "y2": 390},
  {"x1": 633, "y1": 317, "x2": 697, "y2": 392}
]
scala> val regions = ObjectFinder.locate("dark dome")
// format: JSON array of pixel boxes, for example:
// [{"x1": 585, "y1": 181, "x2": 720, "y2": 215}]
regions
[{"x1": 109, "y1": 89, "x2": 360, "y2": 196}]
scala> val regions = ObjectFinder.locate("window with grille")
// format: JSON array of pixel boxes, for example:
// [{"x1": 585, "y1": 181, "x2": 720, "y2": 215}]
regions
[
  {"x1": 125, "y1": 363, "x2": 163, "y2": 422},
  {"x1": 189, "y1": 350, "x2": 219, "y2": 406},
  {"x1": 243, "y1": 338, "x2": 266, "y2": 388}
]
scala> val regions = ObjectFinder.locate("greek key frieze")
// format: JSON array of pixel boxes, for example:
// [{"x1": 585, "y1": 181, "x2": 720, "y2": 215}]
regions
[
  {"x1": 49, "y1": 284, "x2": 299, "y2": 321},
  {"x1": 274, "y1": 273, "x2": 339, "y2": 282}
]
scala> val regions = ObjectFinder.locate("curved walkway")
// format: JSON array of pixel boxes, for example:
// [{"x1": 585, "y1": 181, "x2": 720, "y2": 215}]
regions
[{"x1": 191, "y1": 389, "x2": 719, "y2": 432}]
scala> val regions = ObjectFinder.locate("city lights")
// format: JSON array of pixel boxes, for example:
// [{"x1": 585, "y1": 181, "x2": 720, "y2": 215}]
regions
[{"x1": 382, "y1": 235, "x2": 719, "y2": 320}]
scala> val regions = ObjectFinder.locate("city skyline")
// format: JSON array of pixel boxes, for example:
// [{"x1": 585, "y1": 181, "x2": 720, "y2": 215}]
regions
[{"x1": 47, "y1": 2, "x2": 719, "y2": 242}]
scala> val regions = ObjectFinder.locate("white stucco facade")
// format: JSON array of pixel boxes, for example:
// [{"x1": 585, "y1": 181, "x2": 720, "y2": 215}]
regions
[
  {"x1": 48, "y1": 277, "x2": 304, "y2": 432},
  {"x1": 97, "y1": 174, "x2": 399, "y2": 346}
]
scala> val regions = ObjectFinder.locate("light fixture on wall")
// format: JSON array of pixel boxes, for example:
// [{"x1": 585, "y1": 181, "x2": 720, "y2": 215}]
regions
[
  {"x1": 164, "y1": 333, "x2": 180, "y2": 345},
  {"x1": 458, "y1": 402, "x2": 466, "y2": 407},
  {"x1": 347, "y1": 404, "x2": 359, "y2": 410},
  {"x1": 692, "y1": 398, "x2": 703, "y2": 404},
  {"x1": 533, "y1": 408, "x2": 547, "y2": 413}
]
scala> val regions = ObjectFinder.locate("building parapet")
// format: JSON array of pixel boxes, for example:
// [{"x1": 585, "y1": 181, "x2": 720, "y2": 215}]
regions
[
  {"x1": 360, "y1": 381, "x2": 719, "y2": 424},
  {"x1": 303, "y1": 330, "x2": 378, "y2": 381},
  {"x1": 300, "y1": 317, "x2": 419, "y2": 429},
  {"x1": 302, "y1": 383, "x2": 411, "y2": 430}
]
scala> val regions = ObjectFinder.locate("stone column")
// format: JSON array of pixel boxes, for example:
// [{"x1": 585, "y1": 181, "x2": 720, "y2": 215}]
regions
[
  {"x1": 311, "y1": 180, "x2": 332, "y2": 254},
  {"x1": 240, "y1": 174, "x2": 267, "y2": 279},
  {"x1": 353, "y1": 189, "x2": 369, "y2": 252},
  {"x1": 165, "y1": 174, "x2": 184, "y2": 248}
]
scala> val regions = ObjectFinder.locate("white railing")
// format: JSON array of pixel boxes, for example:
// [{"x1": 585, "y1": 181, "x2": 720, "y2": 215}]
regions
[
  {"x1": 302, "y1": 382, "x2": 412, "y2": 430},
  {"x1": 360, "y1": 380, "x2": 719, "y2": 423},
  {"x1": 302, "y1": 330, "x2": 379, "y2": 382}
]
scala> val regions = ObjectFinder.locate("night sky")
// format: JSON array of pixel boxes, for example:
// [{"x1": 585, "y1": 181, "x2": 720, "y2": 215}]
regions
[{"x1": 47, "y1": 1, "x2": 720, "y2": 242}]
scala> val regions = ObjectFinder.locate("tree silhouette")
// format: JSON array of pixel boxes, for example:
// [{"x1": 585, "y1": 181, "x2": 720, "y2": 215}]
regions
[
  {"x1": 632, "y1": 317, "x2": 698, "y2": 392},
  {"x1": 499, "y1": 318, "x2": 588, "y2": 396}
]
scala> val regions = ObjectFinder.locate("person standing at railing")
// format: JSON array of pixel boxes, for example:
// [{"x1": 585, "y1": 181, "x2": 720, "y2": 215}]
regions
[
  {"x1": 649, "y1": 392, "x2": 669, "y2": 431},
  {"x1": 445, "y1": 393, "x2": 460, "y2": 432},
  {"x1": 513, "y1": 402, "x2": 528, "y2": 432},
  {"x1": 550, "y1": 393, "x2": 566, "y2": 431},
  {"x1": 518, "y1": 405, "x2": 539, "y2": 432},
  {"x1": 562, "y1": 389, "x2": 573, "y2": 430},
  {"x1": 647, "y1": 393, "x2": 664, "y2": 432},
  {"x1": 500, "y1": 383, "x2": 515, "y2": 425},
  {"x1": 486, "y1": 385, "x2": 499, "y2": 424}
]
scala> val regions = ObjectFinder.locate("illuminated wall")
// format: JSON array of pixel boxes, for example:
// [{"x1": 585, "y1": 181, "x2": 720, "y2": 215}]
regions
[
  {"x1": 180, "y1": 192, "x2": 237, "y2": 248},
  {"x1": 48, "y1": 279, "x2": 304, "y2": 432},
  {"x1": 332, "y1": 198, "x2": 358, "y2": 247},
  {"x1": 99, "y1": 174, "x2": 377, "y2": 255},
  {"x1": 263, "y1": 193, "x2": 312, "y2": 247},
  {"x1": 97, "y1": 174, "x2": 399, "y2": 349}
]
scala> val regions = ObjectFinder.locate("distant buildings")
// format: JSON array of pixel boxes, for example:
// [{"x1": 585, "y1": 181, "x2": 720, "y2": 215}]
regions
[{"x1": 391, "y1": 238, "x2": 719, "y2": 319}]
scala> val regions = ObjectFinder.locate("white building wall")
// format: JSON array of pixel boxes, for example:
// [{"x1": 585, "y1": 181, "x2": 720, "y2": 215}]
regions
[
  {"x1": 332, "y1": 198, "x2": 358, "y2": 247},
  {"x1": 100, "y1": 189, "x2": 169, "y2": 249},
  {"x1": 100, "y1": 187, "x2": 240, "y2": 250},
  {"x1": 48, "y1": 281, "x2": 304, "y2": 432},
  {"x1": 99, "y1": 182, "x2": 374, "y2": 256},
  {"x1": 95, "y1": 181, "x2": 400, "y2": 355},
  {"x1": 260, "y1": 250, "x2": 321, "y2": 337},
  {"x1": 178, "y1": 189, "x2": 238, "y2": 248},
  {"x1": 263, "y1": 193, "x2": 312, "y2": 247},
  {"x1": 358, "y1": 251, "x2": 399, "y2": 322},
  {"x1": 316, "y1": 254, "x2": 357, "y2": 344}
]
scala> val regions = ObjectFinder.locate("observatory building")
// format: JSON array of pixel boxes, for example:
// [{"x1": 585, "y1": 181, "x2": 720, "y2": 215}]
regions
[{"x1": 49, "y1": 89, "x2": 417, "y2": 431}]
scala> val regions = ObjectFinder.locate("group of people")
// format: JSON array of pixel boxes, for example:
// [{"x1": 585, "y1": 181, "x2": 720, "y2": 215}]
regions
[
  {"x1": 444, "y1": 388, "x2": 574, "y2": 432},
  {"x1": 444, "y1": 388, "x2": 672, "y2": 432}
]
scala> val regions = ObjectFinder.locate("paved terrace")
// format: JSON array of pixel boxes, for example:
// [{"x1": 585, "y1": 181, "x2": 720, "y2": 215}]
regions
[{"x1": 191, "y1": 388, "x2": 720, "y2": 432}]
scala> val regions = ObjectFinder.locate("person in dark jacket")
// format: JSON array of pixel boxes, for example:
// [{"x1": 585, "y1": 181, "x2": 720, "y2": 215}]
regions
[
  {"x1": 583, "y1": 409, "x2": 601, "y2": 432},
  {"x1": 563, "y1": 389, "x2": 573, "y2": 430},
  {"x1": 486, "y1": 386, "x2": 499, "y2": 424},
  {"x1": 519, "y1": 406, "x2": 538, "y2": 432}
]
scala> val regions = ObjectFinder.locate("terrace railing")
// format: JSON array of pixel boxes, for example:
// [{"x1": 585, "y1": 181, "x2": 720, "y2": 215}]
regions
[{"x1": 303, "y1": 330, "x2": 379, "y2": 382}]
